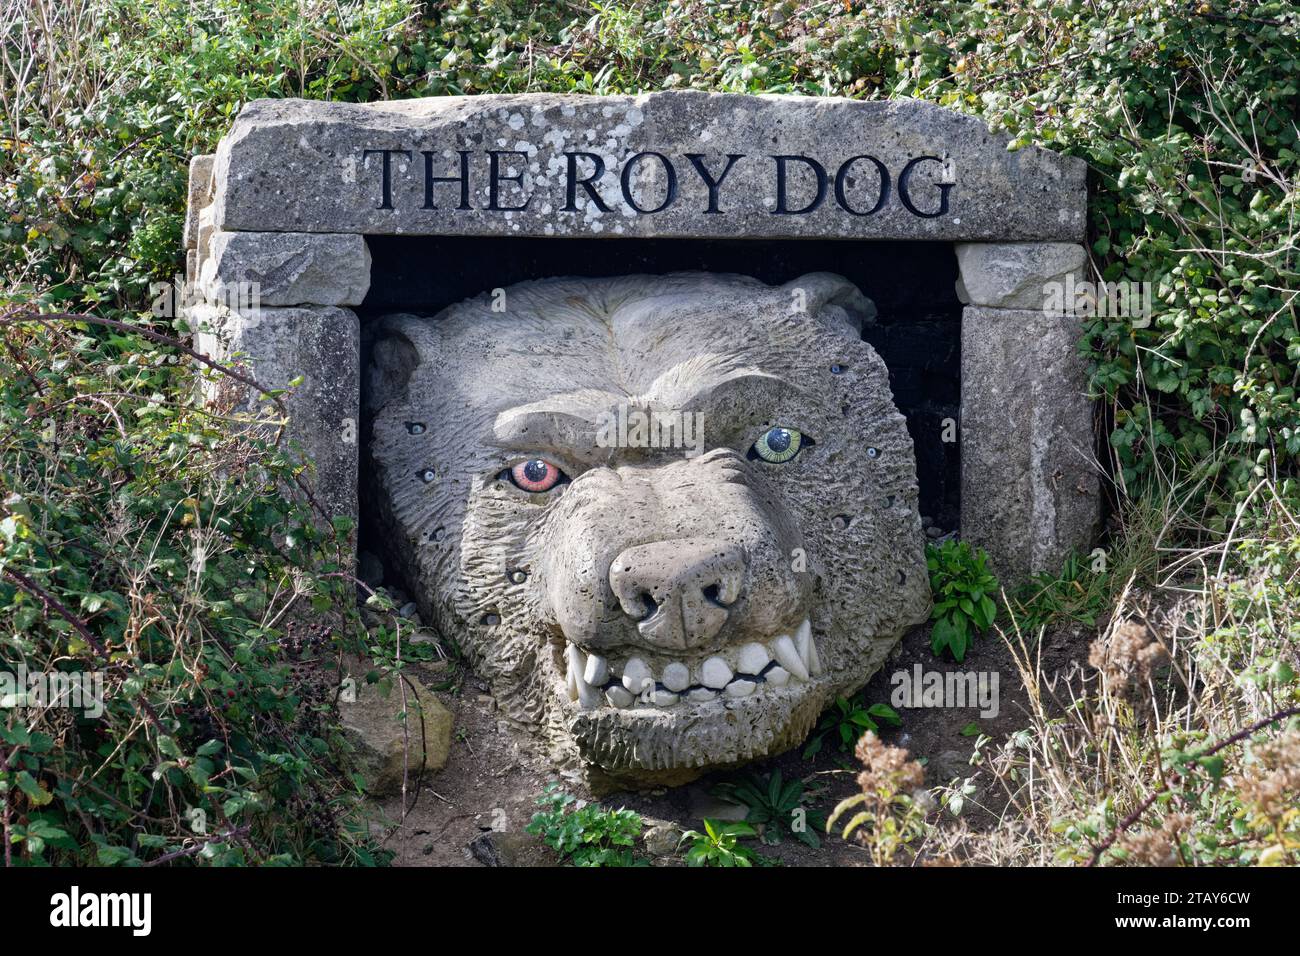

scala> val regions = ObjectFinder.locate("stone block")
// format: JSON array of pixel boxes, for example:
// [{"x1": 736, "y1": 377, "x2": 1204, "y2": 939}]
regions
[
  {"x1": 955, "y1": 241, "x2": 1087, "y2": 311},
  {"x1": 200, "y1": 230, "x2": 371, "y2": 306},
  {"x1": 960, "y1": 306, "x2": 1100, "y2": 582},
  {"x1": 211, "y1": 92, "x2": 1086, "y2": 241}
]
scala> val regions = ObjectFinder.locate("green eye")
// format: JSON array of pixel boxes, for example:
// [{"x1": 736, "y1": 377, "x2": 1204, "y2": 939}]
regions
[{"x1": 750, "y1": 426, "x2": 808, "y2": 464}]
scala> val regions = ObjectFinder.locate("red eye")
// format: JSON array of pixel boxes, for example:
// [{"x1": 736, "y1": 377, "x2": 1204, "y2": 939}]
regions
[{"x1": 508, "y1": 458, "x2": 565, "y2": 493}]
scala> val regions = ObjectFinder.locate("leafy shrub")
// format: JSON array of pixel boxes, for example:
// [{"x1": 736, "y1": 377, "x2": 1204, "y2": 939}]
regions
[
  {"x1": 926, "y1": 541, "x2": 999, "y2": 661},
  {"x1": 0, "y1": 313, "x2": 379, "y2": 865},
  {"x1": 525, "y1": 782, "x2": 645, "y2": 866}
]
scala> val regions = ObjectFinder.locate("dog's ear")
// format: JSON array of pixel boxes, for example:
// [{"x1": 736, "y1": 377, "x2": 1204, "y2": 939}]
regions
[
  {"x1": 781, "y1": 272, "x2": 876, "y2": 338},
  {"x1": 367, "y1": 314, "x2": 439, "y2": 412}
]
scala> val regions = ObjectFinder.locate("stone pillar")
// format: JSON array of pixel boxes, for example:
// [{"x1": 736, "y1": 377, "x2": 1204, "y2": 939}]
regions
[
  {"x1": 955, "y1": 242, "x2": 1100, "y2": 582},
  {"x1": 184, "y1": 212, "x2": 369, "y2": 553},
  {"x1": 198, "y1": 304, "x2": 361, "y2": 526}
]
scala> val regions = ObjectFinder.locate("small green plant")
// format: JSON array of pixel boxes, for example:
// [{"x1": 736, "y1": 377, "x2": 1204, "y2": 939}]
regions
[
  {"x1": 526, "y1": 782, "x2": 646, "y2": 866},
  {"x1": 804, "y1": 695, "x2": 901, "y2": 759},
  {"x1": 926, "y1": 540, "x2": 999, "y2": 661},
  {"x1": 679, "y1": 819, "x2": 776, "y2": 867},
  {"x1": 1006, "y1": 550, "x2": 1110, "y2": 636},
  {"x1": 712, "y1": 768, "x2": 827, "y2": 847}
]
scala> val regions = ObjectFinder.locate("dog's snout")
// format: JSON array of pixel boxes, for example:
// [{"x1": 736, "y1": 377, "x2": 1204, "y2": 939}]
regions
[{"x1": 609, "y1": 537, "x2": 746, "y2": 650}]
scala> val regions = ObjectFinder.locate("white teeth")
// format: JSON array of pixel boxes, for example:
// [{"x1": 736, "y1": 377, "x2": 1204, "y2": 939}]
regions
[
  {"x1": 724, "y1": 679, "x2": 756, "y2": 698},
  {"x1": 794, "y1": 619, "x2": 822, "y2": 676},
  {"x1": 622, "y1": 657, "x2": 653, "y2": 694},
  {"x1": 701, "y1": 656, "x2": 733, "y2": 689},
  {"x1": 566, "y1": 621, "x2": 819, "y2": 711},
  {"x1": 661, "y1": 662, "x2": 691, "y2": 693},
  {"x1": 736, "y1": 642, "x2": 770, "y2": 675},
  {"x1": 566, "y1": 645, "x2": 602, "y2": 710},
  {"x1": 584, "y1": 653, "x2": 609, "y2": 686},
  {"x1": 772, "y1": 635, "x2": 809, "y2": 682},
  {"x1": 605, "y1": 685, "x2": 634, "y2": 708}
]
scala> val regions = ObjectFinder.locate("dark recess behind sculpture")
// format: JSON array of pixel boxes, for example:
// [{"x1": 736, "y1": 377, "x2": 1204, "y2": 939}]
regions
[{"x1": 358, "y1": 235, "x2": 961, "y2": 531}]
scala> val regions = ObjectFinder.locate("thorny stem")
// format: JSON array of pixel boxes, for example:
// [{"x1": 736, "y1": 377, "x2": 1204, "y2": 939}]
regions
[{"x1": 1086, "y1": 704, "x2": 1300, "y2": 866}]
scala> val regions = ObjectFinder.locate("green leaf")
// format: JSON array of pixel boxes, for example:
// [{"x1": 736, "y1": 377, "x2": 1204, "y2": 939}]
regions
[{"x1": 16, "y1": 771, "x2": 53, "y2": 806}]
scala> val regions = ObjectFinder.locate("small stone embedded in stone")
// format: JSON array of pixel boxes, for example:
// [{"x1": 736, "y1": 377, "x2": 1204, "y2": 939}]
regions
[
  {"x1": 736, "y1": 642, "x2": 771, "y2": 675},
  {"x1": 700, "y1": 656, "x2": 733, "y2": 689},
  {"x1": 724, "y1": 680, "x2": 756, "y2": 698},
  {"x1": 661, "y1": 662, "x2": 690, "y2": 692},
  {"x1": 583, "y1": 654, "x2": 609, "y2": 687},
  {"x1": 686, "y1": 687, "x2": 718, "y2": 703},
  {"x1": 622, "y1": 657, "x2": 653, "y2": 694},
  {"x1": 183, "y1": 153, "x2": 214, "y2": 250},
  {"x1": 605, "y1": 686, "x2": 634, "y2": 708}
]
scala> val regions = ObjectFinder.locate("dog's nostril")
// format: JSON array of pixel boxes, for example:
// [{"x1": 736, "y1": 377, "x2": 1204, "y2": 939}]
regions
[
  {"x1": 702, "y1": 583, "x2": 727, "y2": 607},
  {"x1": 637, "y1": 592, "x2": 658, "y2": 621}
]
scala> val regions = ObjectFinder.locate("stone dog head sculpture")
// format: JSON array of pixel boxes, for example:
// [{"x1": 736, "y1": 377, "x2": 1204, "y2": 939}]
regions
[{"x1": 367, "y1": 271, "x2": 931, "y2": 785}]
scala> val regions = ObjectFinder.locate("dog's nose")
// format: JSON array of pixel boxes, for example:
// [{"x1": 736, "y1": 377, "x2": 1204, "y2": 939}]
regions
[{"x1": 609, "y1": 537, "x2": 746, "y2": 650}]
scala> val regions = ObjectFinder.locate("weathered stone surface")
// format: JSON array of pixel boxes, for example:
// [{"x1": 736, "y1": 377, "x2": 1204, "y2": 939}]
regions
[
  {"x1": 366, "y1": 272, "x2": 931, "y2": 784},
  {"x1": 183, "y1": 153, "x2": 214, "y2": 250},
  {"x1": 195, "y1": 304, "x2": 359, "y2": 525},
  {"x1": 339, "y1": 672, "x2": 453, "y2": 797},
  {"x1": 200, "y1": 230, "x2": 371, "y2": 306},
  {"x1": 196, "y1": 204, "x2": 215, "y2": 264},
  {"x1": 212, "y1": 92, "x2": 1085, "y2": 240},
  {"x1": 961, "y1": 306, "x2": 1100, "y2": 581},
  {"x1": 955, "y1": 241, "x2": 1086, "y2": 311}
]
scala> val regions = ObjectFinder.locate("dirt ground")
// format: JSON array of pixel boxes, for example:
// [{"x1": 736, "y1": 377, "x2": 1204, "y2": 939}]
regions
[{"x1": 362, "y1": 617, "x2": 1092, "y2": 867}]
